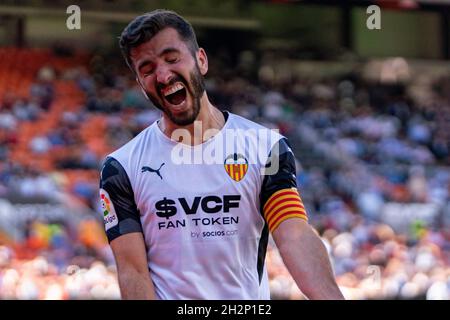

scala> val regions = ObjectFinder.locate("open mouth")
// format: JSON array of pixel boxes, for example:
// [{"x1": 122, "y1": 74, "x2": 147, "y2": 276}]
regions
[{"x1": 162, "y1": 83, "x2": 187, "y2": 106}]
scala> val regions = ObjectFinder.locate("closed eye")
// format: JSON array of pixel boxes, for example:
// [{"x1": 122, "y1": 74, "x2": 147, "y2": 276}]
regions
[
  {"x1": 137, "y1": 60, "x2": 154, "y2": 77},
  {"x1": 142, "y1": 67, "x2": 154, "y2": 77},
  {"x1": 165, "y1": 51, "x2": 180, "y2": 64},
  {"x1": 166, "y1": 57, "x2": 179, "y2": 64}
]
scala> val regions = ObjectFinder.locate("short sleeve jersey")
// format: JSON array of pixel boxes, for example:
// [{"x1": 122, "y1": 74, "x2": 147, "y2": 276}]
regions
[{"x1": 99, "y1": 111, "x2": 308, "y2": 300}]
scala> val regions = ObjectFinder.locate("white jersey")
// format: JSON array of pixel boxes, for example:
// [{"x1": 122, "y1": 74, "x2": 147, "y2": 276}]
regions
[{"x1": 99, "y1": 111, "x2": 308, "y2": 300}]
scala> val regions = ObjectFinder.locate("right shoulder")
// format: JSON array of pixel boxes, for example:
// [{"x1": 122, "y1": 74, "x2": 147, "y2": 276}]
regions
[{"x1": 102, "y1": 121, "x2": 158, "y2": 172}]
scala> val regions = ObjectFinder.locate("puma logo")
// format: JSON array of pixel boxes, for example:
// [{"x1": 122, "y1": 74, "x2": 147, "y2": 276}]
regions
[{"x1": 141, "y1": 163, "x2": 165, "y2": 180}]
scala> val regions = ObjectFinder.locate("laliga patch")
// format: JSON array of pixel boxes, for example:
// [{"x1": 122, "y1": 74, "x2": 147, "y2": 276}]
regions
[{"x1": 100, "y1": 188, "x2": 118, "y2": 231}]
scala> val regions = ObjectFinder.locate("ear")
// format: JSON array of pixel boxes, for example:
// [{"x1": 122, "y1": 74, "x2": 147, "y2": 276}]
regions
[{"x1": 196, "y1": 48, "x2": 208, "y2": 76}]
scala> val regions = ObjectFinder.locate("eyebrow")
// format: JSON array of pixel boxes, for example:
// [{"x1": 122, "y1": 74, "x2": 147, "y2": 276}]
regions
[{"x1": 137, "y1": 47, "x2": 180, "y2": 73}]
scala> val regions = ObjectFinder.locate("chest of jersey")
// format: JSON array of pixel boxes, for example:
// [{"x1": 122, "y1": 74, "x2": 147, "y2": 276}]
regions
[
  {"x1": 106, "y1": 113, "x2": 282, "y2": 299},
  {"x1": 133, "y1": 149, "x2": 264, "y2": 243}
]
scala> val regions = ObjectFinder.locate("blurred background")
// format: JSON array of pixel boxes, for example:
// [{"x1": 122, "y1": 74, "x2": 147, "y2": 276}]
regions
[{"x1": 0, "y1": 0, "x2": 449, "y2": 300}]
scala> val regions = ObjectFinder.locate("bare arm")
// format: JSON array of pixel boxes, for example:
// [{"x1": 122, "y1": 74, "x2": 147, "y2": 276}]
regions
[
  {"x1": 272, "y1": 218, "x2": 344, "y2": 300},
  {"x1": 110, "y1": 232, "x2": 156, "y2": 299}
]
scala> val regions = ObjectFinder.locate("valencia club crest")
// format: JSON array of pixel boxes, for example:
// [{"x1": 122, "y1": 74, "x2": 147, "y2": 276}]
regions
[{"x1": 224, "y1": 153, "x2": 248, "y2": 182}]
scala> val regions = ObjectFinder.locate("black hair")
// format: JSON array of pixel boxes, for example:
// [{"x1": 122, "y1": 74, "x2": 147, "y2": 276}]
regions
[{"x1": 119, "y1": 9, "x2": 199, "y2": 72}]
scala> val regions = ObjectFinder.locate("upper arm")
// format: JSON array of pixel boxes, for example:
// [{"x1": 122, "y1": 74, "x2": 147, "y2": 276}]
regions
[
  {"x1": 99, "y1": 157, "x2": 143, "y2": 242},
  {"x1": 110, "y1": 232, "x2": 149, "y2": 274},
  {"x1": 99, "y1": 158, "x2": 155, "y2": 299},
  {"x1": 99, "y1": 157, "x2": 147, "y2": 271},
  {"x1": 270, "y1": 219, "x2": 316, "y2": 271},
  {"x1": 271, "y1": 217, "x2": 313, "y2": 248},
  {"x1": 260, "y1": 138, "x2": 308, "y2": 234}
]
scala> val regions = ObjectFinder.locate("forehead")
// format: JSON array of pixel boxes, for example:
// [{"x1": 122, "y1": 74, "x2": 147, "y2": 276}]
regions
[{"x1": 130, "y1": 27, "x2": 189, "y2": 62}]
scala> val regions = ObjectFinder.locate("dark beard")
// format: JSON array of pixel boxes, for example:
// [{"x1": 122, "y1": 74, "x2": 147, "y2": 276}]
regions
[{"x1": 146, "y1": 64, "x2": 205, "y2": 126}]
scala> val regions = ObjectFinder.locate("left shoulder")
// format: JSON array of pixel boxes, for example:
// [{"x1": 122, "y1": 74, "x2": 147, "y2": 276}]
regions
[{"x1": 227, "y1": 112, "x2": 285, "y2": 144}]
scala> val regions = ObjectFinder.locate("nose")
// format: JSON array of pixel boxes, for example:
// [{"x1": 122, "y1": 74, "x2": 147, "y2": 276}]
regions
[{"x1": 155, "y1": 65, "x2": 173, "y2": 85}]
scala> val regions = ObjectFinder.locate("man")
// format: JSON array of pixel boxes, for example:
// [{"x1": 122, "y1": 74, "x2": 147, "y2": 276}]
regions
[{"x1": 99, "y1": 9, "x2": 344, "y2": 300}]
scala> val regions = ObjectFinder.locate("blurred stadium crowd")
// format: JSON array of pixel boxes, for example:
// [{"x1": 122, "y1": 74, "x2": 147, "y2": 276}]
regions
[{"x1": 0, "y1": 46, "x2": 448, "y2": 299}]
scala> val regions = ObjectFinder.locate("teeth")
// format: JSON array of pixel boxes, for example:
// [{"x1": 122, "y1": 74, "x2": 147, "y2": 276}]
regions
[{"x1": 163, "y1": 83, "x2": 184, "y2": 96}]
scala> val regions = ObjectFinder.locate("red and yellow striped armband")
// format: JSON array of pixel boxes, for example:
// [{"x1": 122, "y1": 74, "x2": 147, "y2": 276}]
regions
[{"x1": 263, "y1": 188, "x2": 308, "y2": 233}]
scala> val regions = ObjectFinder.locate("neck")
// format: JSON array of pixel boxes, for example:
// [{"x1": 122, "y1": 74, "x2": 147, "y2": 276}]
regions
[{"x1": 159, "y1": 93, "x2": 225, "y2": 146}]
